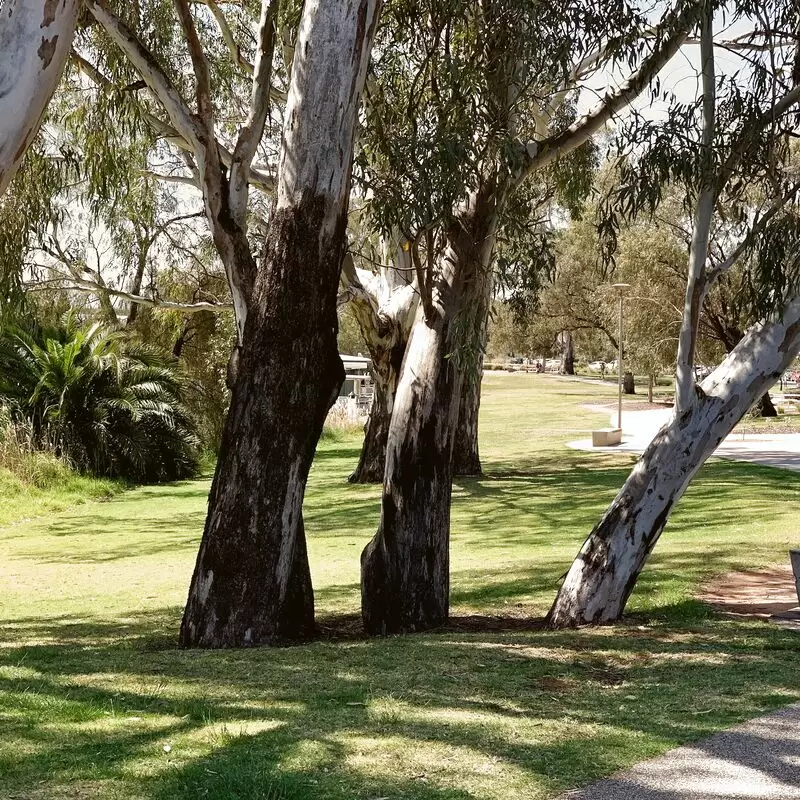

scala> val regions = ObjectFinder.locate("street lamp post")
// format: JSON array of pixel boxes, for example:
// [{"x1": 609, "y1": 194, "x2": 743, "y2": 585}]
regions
[{"x1": 612, "y1": 283, "x2": 630, "y2": 431}]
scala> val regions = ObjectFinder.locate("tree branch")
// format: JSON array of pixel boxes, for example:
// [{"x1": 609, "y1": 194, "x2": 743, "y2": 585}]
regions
[
  {"x1": 173, "y1": 0, "x2": 215, "y2": 135},
  {"x1": 675, "y1": 0, "x2": 715, "y2": 411},
  {"x1": 230, "y1": 0, "x2": 278, "y2": 227},
  {"x1": 85, "y1": 0, "x2": 203, "y2": 153},
  {"x1": 34, "y1": 274, "x2": 230, "y2": 313},
  {"x1": 518, "y1": 0, "x2": 701, "y2": 181}
]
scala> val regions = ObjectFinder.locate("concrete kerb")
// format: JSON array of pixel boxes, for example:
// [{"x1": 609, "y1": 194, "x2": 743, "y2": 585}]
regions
[
  {"x1": 558, "y1": 703, "x2": 800, "y2": 800},
  {"x1": 569, "y1": 406, "x2": 800, "y2": 472}
]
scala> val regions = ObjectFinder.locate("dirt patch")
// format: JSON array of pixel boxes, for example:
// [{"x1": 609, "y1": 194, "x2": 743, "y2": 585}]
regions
[{"x1": 698, "y1": 565, "x2": 799, "y2": 618}]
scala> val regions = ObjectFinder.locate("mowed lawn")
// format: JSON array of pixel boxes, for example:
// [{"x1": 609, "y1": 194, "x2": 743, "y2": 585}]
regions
[{"x1": 1, "y1": 373, "x2": 799, "y2": 800}]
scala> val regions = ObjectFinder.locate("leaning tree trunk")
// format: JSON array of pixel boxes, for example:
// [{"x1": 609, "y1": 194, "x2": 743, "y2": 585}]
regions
[
  {"x1": 179, "y1": 0, "x2": 381, "y2": 648},
  {"x1": 361, "y1": 184, "x2": 499, "y2": 635},
  {"x1": 548, "y1": 295, "x2": 800, "y2": 628},
  {"x1": 0, "y1": 0, "x2": 77, "y2": 193},
  {"x1": 452, "y1": 364, "x2": 483, "y2": 476},
  {"x1": 349, "y1": 338, "x2": 405, "y2": 483}
]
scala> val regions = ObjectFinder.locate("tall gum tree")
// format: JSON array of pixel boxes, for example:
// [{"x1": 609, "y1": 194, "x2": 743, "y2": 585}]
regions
[
  {"x1": 0, "y1": 0, "x2": 77, "y2": 193},
  {"x1": 179, "y1": 0, "x2": 381, "y2": 648},
  {"x1": 360, "y1": 0, "x2": 705, "y2": 635},
  {"x1": 548, "y1": 0, "x2": 800, "y2": 627}
]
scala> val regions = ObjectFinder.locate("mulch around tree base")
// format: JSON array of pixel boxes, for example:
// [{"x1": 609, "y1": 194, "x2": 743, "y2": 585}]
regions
[{"x1": 698, "y1": 565, "x2": 800, "y2": 629}]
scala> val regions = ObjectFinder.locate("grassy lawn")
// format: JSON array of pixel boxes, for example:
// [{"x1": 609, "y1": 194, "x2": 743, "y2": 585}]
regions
[
  {"x1": 1, "y1": 373, "x2": 799, "y2": 799},
  {"x1": 0, "y1": 456, "x2": 124, "y2": 529}
]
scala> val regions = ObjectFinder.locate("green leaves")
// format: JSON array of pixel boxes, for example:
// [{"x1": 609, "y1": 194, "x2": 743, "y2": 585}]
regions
[{"x1": 0, "y1": 318, "x2": 200, "y2": 483}]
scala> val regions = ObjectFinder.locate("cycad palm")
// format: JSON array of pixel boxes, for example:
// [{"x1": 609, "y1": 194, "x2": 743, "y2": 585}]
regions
[{"x1": 0, "y1": 318, "x2": 199, "y2": 482}]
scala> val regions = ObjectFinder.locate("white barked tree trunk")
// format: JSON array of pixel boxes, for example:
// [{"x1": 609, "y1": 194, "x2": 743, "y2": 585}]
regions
[
  {"x1": 548, "y1": 293, "x2": 800, "y2": 627},
  {"x1": 0, "y1": 0, "x2": 77, "y2": 193}
]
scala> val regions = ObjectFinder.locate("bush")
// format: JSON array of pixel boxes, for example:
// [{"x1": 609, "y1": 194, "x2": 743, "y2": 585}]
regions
[{"x1": 0, "y1": 319, "x2": 200, "y2": 483}]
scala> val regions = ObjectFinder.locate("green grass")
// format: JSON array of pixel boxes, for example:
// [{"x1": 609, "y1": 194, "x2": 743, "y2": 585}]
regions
[
  {"x1": 0, "y1": 451, "x2": 125, "y2": 528},
  {"x1": 1, "y1": 373, "x2": 799, "y2": 799}
]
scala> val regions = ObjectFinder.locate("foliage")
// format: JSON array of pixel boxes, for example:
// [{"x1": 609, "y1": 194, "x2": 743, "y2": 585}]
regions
[
  {"x1": 0, "y1": 318, "x2": 199, "y2": 482},
  {"x1": 597, "y1": 0, "x2": 800, "y2": 316}
]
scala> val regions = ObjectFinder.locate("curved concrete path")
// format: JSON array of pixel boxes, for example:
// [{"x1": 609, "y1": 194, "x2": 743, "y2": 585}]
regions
[
  {"x1": 559, "y1": 703, "x2": 800, "y2": 799},
  {"x1": 569, "y1": 406, "x2": 800, "y2": 472}
]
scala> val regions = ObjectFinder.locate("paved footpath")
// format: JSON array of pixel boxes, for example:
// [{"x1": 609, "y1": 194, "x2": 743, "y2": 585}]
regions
[
  {"x1": 559, "y1": 703, "x2": 800, "y2": 799},
  {"x1": 569, "y1": 406, "x2": 800, "y2": 472}
]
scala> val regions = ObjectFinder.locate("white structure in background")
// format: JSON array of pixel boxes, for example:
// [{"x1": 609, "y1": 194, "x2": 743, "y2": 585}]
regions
[{"x1": 334, "y1": 354, "x2": 373, "y2": 420}]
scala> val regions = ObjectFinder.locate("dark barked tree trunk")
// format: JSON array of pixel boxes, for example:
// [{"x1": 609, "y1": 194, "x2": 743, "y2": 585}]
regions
[
  {"x1": 452, "y1": 267, "x2": 493, "y2": 477},
  {"x1": 623, "y1": 371, "x2": 635, "y2": 394},
  {"x1": 547, "y1": 294, "x2": 800, "y2": 628},
  {"x1": 361, "y1": 182, "x2": 500, "y2": 635},
  {"x1": 452, "y1": 363, "x2": 483, "y2": 476},
  {"x1": 349, "y1": 339, "x2": 406, "y2": 483},
  {"x1": 179, "y1": 0, "x2": 381, "y2": 648},
  {"x1": 753, "y1": 391, "x2": 778, "y2": 417}
]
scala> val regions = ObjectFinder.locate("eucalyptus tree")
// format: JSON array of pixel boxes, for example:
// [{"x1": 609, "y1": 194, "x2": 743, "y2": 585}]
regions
[
  {"x1": 0, "y1": 0, "x2": 77, "y2": 194},
  {"x1": 548, "y1": 0, "x2": 800, "y2": 627},
  {"x1": 358, "y1": 0, "x2": 705, "y2": 635},
  {"x1": 179, "y1": 0, "x2": 382, "y2": 647}
]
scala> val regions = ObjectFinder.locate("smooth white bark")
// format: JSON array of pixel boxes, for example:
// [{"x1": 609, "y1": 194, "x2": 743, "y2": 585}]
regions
[
  {"x1": 277, "y1": 0, "x2": 379, "y2": 242},
  {"x1": 0, "y1": 0, "x2": 77, "y2": 193}
]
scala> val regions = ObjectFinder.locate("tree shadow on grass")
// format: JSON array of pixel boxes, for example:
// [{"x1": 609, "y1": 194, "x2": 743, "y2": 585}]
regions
[{"x1": 2, "y1": 596, "x2": 799, "y2": 799}]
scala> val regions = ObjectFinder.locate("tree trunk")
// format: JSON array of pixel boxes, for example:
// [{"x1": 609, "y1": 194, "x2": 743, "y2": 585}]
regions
[
  {"x1": 452, "y1": 254, "x2": 494, "y2": 478},
  {"x1": 0, "y1": 0, "x2": 77, "y2": 193},
  {"x1": 126, "y1": 246, "x2": 149, "y2": 327},
  {"x1": 752, "y1": 391, "x2": 778, "y2": 417},
  {"x1": 452, "y1": 364, "x2": 483, "y2": 476},
  {"x1": 547, "y1": 295, "x2": 800, "y2": 628},
  {"x1": 342, "y1": 242, "x2": 418, "y2": 484},
  {"x1": 360, "y1": 312, "x2": 461, "y2": 634},
  {"x1": 349, "y1": 338, "x2": 405, "y2": 483},
  {"x1": 623, "y1": 370, "x2": 635, "y2": 394},
  {"x1": 559, "y1": 331, "x2": 575, "y2": 375},
  {"x1": 179, "y1": 0, "x2": 381, "y2": 648},
  {"x1": 648, "y1": 373, "x2": 654, "y2": 403},
  {"x1": 361, "y1": 182, "x2": 499, "y2": 635}
]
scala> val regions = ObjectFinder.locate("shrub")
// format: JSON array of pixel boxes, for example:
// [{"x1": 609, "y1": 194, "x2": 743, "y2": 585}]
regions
[{"x1": 0, "y1": 319, "x2": 200, "y2": 483}]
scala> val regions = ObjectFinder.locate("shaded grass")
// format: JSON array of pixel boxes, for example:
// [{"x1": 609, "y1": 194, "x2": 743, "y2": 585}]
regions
[{"x1": 1, "y1": 373, "x2": 799, "y2": 799}]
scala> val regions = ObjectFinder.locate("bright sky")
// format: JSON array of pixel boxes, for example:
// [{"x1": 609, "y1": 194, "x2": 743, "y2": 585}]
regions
[{"x1": 576, "y1": 10, "x2": 759, "y2": 127}]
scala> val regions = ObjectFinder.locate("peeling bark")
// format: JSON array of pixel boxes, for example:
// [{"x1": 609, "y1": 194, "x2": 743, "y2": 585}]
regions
[
  {"x1": 361, "y1": 183, "x2": 499, "y2": 635},
  {"x1": 548, "y1": 294, "x2": 800, "y2": 627},
  {"x1": 342, "y1": 245, "x2": 418, "y2": 484},
  {"x1": 0, "y1": 0, "x2": 77, "y2": 194},
  {"x1": 180, "y1": 0, "x2": 381, "y2": 648}
]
